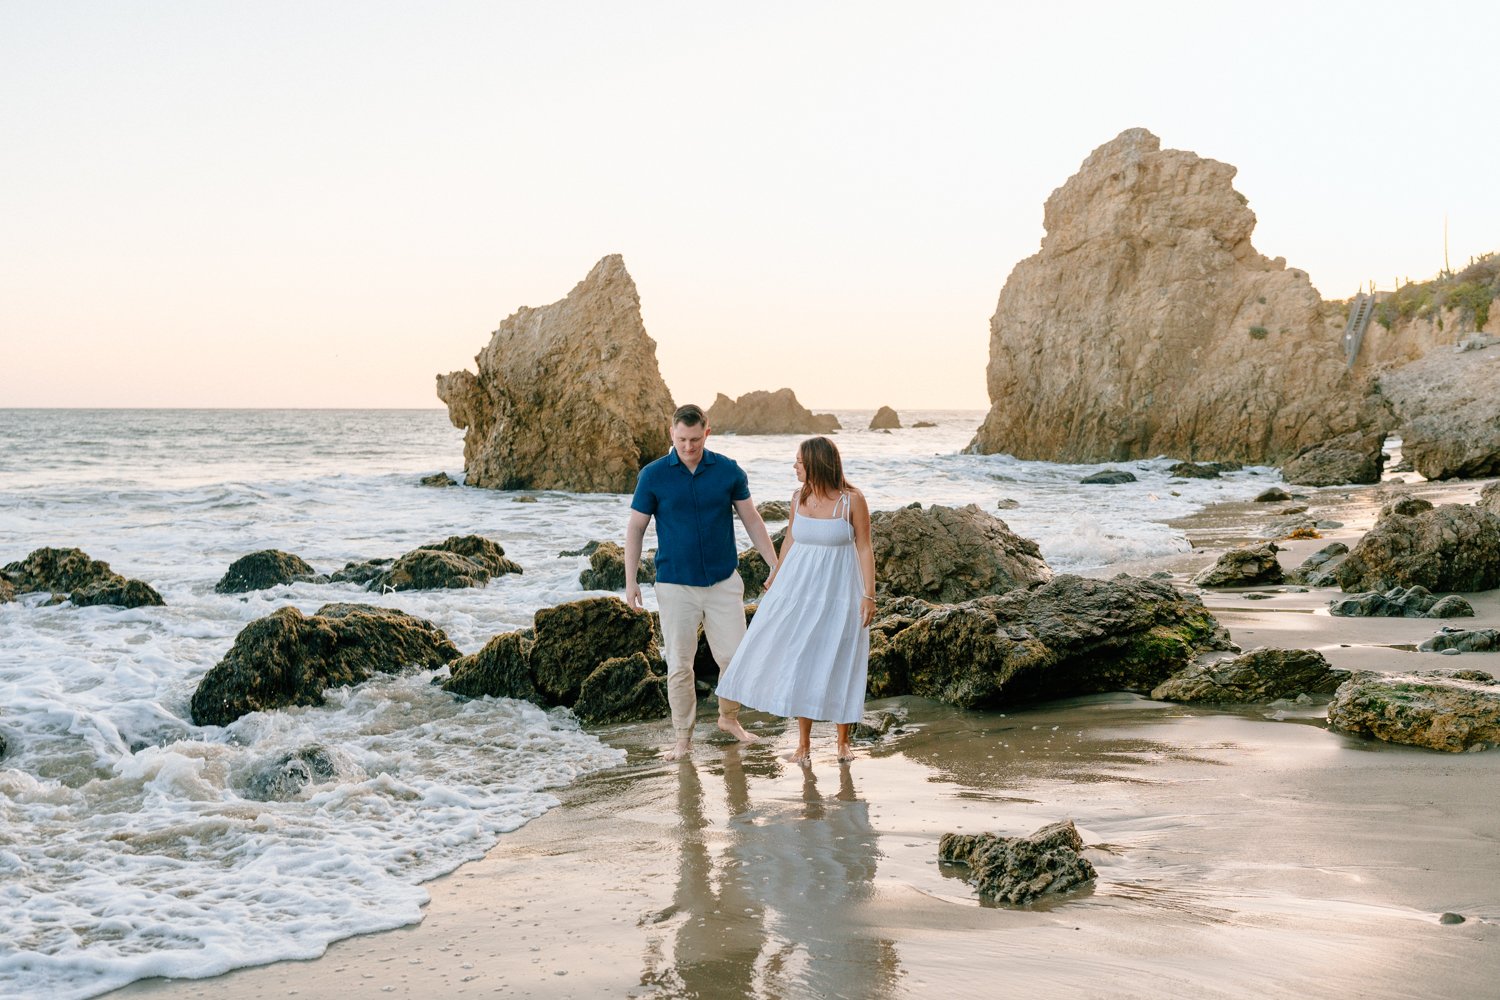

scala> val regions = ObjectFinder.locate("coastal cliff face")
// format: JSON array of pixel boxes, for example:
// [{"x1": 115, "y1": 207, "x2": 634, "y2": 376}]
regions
[
  {"x1": 436, "y1": 255, "x2": 675, "y2": 492},
  {"x1": 971, "y1": 128, "x2": 1367, "y2": 464}
]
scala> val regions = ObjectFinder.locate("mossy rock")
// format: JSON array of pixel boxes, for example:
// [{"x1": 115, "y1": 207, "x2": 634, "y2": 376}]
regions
[
  {"x1": 530, "y1": 597, "x2": 656, "y2": 705},
  {"x1": 442, "y1": 630, "x2": 538, "y2": 701},
  {"x1": 572, "y1": 653, "x2": 670, "y2": 725}
]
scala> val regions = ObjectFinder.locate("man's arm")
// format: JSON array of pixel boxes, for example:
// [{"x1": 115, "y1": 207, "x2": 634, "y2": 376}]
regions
[
  {"x1": 733, "y1": 498, "x2": 778, "y2": 570},
  {"x1": 624, "y1": 509, "x2": 651, "y2": 611}
]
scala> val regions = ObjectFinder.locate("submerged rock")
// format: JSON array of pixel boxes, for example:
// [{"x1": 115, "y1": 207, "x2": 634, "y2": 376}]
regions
[
  {"x1": 1080, "y1": 470, "x2": 1136, "y2": 485},
  {"x1": 706, "y1": 388, "x2": 840, "y2": 435},
  {"x1": 1336, "y1": 503, "x2": 1500, "y2": 593},
  {"x1": 371, "y1": 535, "x2": 523, "y2": 592},
  {"x1": 1329, "y1": 586, "x2": 1475, "y2": 619},
  {"x1": 1167, "y1": 461, "x2": 1220, "y2": 479},
  {"x1": 190, "y1": 603, "x2": 461, "y2": 726},
  {"x1": 1327, "y1": 670, "x2": 1500, "y2": 752},
  {"x1": 243, "y1": 744, "x2": 348, "y2": 801},
  {"x1": 1191, "y1": 543, "x2": 1283, "y2": 587},
  {"x1": 329, "y1": 557, "x2": 393, "y2": 586},
  {"x1": 866, "y1": 574, "x2": 1231, "y2": 709},
  {"x1": 215, "y1": 550, "x2": 318, "y2": 594},
  {"x1": 2, "y1": 547, "x2": 164, "y2": 608},
  {"x1": 869, "y1": 406, "x2": 901, "y2": 430},
  {"x1": 1281, "y1": 431, "x2": 1386, "y2": 486},
  {"x1": 939, "y1": 820, "x2": 1096, "y2": 905},
  {"x1": 420, "y1": 471, "x2": 458, "y2": 487},
  {"x1": 436, "y1": 254, "x2": 674, "y2": 492},
  {"x1": 1151, "y1": 647, "x2": 1348, "y2": 703},
  {"x1": 870, "y1": 503, "x2": 1051, "y2": 604}
]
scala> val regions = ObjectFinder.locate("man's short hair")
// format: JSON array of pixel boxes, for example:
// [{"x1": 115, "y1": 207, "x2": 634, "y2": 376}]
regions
[{"x1": 672, "y1": 403, "x2": 706, "y2": 427}]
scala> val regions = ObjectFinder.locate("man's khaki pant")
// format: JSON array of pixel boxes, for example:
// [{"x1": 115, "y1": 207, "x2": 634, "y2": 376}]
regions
[{"x1": 656, "y1": 573, "x2": 747, "y2": 738}]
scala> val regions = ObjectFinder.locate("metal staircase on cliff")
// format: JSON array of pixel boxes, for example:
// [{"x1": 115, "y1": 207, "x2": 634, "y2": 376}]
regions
[{"x1": 1343, "y1": 292, "x2": 1375, "y2": 369}]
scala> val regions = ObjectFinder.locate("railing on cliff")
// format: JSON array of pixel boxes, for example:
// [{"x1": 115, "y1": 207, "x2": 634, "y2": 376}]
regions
[{"x1": 1343, "y1": 292, "x2": 1375, "y2": 369}]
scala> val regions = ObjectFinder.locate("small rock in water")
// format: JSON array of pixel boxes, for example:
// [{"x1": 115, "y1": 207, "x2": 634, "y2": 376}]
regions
[
  {"x1": 1439, "y1": 912, "x2": 1466, "y2": 925},
  {"x1": 996, "y1": 497, "x2": 1021, "y2": 510},
  {"x1": 1080, "y1": 469, "x2": 1136, "y2": 485}
]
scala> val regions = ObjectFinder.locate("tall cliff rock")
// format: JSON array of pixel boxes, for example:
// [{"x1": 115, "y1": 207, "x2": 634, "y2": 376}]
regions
[
  {"x1": 436, "y1": 255, "x2": 674, "y2": 492},
  {"x1": 971, "y1": 129, "x2": 1367, "y2": 464}
]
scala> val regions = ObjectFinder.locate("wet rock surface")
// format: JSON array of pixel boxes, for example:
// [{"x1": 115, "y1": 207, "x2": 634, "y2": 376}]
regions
[
  {"x1": 370, "y1": 535, "x2": 523, "y2": 592},
  {"x1": 1080, "y1": 470, "x2": 1136, "y2": 485},
  {"x1": 869, "y1": 503, "x2": 1051, "y2": 604},
  {"x1": 2, "y1": 547, "x2": 164, "y2": 608},
  {"x1": 1329, "y1": 586, "x2": 1475, "y2": 619},
  {"x1": 1167, "y1": 461, "x2": 1221, "y2": 479},
  {"x1": 939, "y1": 819, "x2": 1097, "y2": 905},
  {"x1": 865, "y1": 574, "x2": 1231, "y2": 709},
  {"x1": 1151, "y1": 647, "x2": 1348, "y2": 703},
  {"x1": 1254, "y1": 487, "x2": 1293, "y2": 502},
  {"x1": 1286, "y1": 542, "x2": 1348, "y2": 586},
  {"x1": 1336, "y1": 503, "x2": 1500, "y2": 593},
  {"x1": 215, "y1": 550, "x2": 319, "y2": 594},
  {"x1": 419, "y1": 472, "x2": 458, "y2": 487},
  {"x1": 1327, "y1": 670, "x2": 1500, "y2": 752},
  {"x1": 577, "y1": 540, "x2": 654, "y2": 591},
  {"x1": 190, "y1": 603, "x2": 461, "y2": 726},
  {"x1": 1191, "y1": 543, "x2": 1283, "y2": 587}
]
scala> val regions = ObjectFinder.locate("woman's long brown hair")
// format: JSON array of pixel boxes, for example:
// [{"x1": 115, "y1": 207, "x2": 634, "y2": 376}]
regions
[{"x1": 798, "y1": 436, "x2": 850, "y2": 504}]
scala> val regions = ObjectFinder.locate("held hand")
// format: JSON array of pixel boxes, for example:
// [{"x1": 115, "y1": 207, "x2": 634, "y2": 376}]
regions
[
  {"x1": 860, "y1": 595, "x2": 876, "y2": 627},
  {"x1": 625, "y1": 582, "x2": 643, "y2": 611}
]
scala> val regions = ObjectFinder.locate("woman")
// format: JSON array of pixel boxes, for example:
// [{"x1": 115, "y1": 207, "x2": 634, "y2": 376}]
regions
[{"x1": 715, "y1": 436, "x2": 875, "y2": 763}]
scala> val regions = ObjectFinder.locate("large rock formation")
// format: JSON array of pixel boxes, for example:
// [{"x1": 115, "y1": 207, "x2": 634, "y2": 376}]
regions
[
  {"x1": 1374, "y1": 343, "x2": 1500, "y2": 480},
  {"x1": 1335, "y1": 502, "x2": 1500, "y2": 593},
  {"x1": 869, "y1": 406, "x2": 901, "y2": 430},
  {"x1": 1327, "y1": 669, "x2": 1500, "y2": 752},
  {"x1": 436, "y1": 255, "x2": 674, "y2": 492},
  {"x1": 971, "y1": 128, "x2": 1366, "y2": 464},
  {"x1": 3, "y1": 547, "x2": 164, "y2": 609},
  {"x1": 190, "y1": 604, "x2": 461, "y2": 726},
  {"x1": 869, "y1": 503, "x2": 1051, "y2": 603},
  {"x1": 705, "y1": 389, "x2": 840, "y2": 435}
]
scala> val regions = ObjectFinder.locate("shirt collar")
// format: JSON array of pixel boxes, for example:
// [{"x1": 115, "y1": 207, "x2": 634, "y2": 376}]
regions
[{"x1": 668, "y1": 448, "x2": 716, "y2": 467}]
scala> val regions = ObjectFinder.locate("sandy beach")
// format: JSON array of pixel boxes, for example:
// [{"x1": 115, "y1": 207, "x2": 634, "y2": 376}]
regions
[{"x1": 112, "y1": 474, "x2": 1500, "y2": 1000}]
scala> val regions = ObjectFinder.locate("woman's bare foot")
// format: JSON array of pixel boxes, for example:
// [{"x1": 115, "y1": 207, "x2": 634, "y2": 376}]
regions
[
  {"x1": 783, "y1": 746, "x2": 812, "y2": 765},
  {"x1": 716, "y1": 715, "x2": 760, "y2": 743},
  {"x1": 662, "y1": 738, "x2": 692, "y2": 761},
  {"x1": 836, "y1": 742, "x2": 854, "y2": 762}
]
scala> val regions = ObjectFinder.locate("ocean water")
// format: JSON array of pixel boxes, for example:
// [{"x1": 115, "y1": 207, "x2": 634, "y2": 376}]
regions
[{"x1": 0, "y1": 408, "x2": 1280, "y2": 998}]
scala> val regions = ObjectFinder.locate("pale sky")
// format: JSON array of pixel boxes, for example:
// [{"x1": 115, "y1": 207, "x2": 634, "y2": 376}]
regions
[{"x1": 2, "y1": 1, "x2": 1496, "y2": 410}]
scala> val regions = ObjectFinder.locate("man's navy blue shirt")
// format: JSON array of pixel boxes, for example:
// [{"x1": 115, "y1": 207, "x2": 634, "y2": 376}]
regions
[{"x1": 630, "y1": 448, "x2": 750, "y2": 587}]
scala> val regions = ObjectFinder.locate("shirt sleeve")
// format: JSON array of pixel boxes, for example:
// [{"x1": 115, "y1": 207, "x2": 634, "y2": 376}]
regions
[
  {"x1": 629, "y1": 467, "x2": 657, "y2": 515},
  {"x1": 730, "y1": 463, "x2": 750, "y2": 503}
]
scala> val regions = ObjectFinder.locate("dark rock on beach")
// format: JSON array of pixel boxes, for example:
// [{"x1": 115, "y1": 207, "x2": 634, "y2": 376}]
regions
[
  {"x1": 1191, "y1": 543, "x2": 1283, "y2": 587},
  {"x1": 190, "y1": 603, "x2": 461, "y2": 726},
  {"x1": 1286, "y1": 542, "x2": 1348, "y2": 586},
  {"x1": 1327, "y1": 669, "x2": 1500, "y2": 752},
  {"x1": 939, "y1": 820, "x2": 1096, "y2": 905},
  {"x1": 1419, "y1": 629, "x2": 1500, "y2": 654},
  {"x1": 329, "y1": 558, "x2": 393, "y2": 586},
  {"x1": 2, "y1": 547, "x2": 164, "y2": 608},
  {"x1": 1255, "y1": 487, "x2": 1293, "y2": 503},
  {"x1": 870, "y1": 503, "x2": 1051, "y2": 604},
  {"x1": 215, "y1": 550, "x2": 319, "y2": 594},
  {"x1": 1080, "y1": 469, "x2": 1136, "y2": 485},
  {"x1": 531, "y1": 598, "x2": 656, "y2": 705},
  {"x1": 865, "y1": 574, "x2": 1231, "y2": 709},
  {"x1": 1329, "y1": 586, "x2": 1474, "y2": 619},
  {"x1": 1167, "y1": 461, "x2": 1220, "y2": 479},
  {"x1": 1151, "y1": 647, "x2": 1348, "y2": 703},
  {"x1": 443, "y1": 630, "x2": 539, "y2": 702},
  {"x1": 1335, "y1": 503, "x2": 1500, "y2": 593},
  {"x1": 1281, "y1": 431, "x2": 1385, "y2": 487},
  {"x1": 578, "y1": 541, "x2": 654, "y2": 590},
  {"x1": 756, "y1": 500, "x2": 791, "y2": 523},
  {"x1": 370, "y1": 535, "x2": 523, "y2": 592},
  {"x1": 738, "y1": 528, "x2": 788, "y2": 601},
  {"x1": 571, "y1": 652, "x2": 670, "y2": 726}
]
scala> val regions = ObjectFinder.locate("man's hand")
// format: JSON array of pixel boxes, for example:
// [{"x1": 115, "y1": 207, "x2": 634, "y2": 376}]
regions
[{"x1": 625, "y1": 581, "x2": 643, "y2": 611}]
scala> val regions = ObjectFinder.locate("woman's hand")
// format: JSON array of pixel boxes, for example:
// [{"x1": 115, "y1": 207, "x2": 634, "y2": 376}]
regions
[{"x1": 860, "y1": 594, "x2": 876, "y2": 627}]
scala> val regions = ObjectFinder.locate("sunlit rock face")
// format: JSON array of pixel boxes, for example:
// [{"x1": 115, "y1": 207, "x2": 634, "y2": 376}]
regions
[{"x1": 971, "y1": 128, "x2": 1367, "y2": 464}]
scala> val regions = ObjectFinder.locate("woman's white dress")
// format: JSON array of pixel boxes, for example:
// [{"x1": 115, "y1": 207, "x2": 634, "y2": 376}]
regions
[{"x1": 716, "y1": 492, "x2": 869, "y2": 724}]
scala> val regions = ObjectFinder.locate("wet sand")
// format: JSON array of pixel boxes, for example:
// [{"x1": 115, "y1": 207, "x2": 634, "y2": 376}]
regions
[{"x1": 115, "y1": 474, "x2": 1500, "y2": 1000}]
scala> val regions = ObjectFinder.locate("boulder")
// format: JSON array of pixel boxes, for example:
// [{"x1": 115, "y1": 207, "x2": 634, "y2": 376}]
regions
[
  {"x1": 329, "y1": 558, "x2": 393, "y2": 586},
  {"x1": 756, "y1": 499, "x2": 791, "y2": 522},
  {"x1": 1281, "y1": 431, "x2": 1386, "y2": 487},
  {"x1": 1255, "y1": 487, "x2": 1292, "y2": 502},
  {"x1": 912, "y1": 421, "x2": 938, "y2": 428},
  {"x1": 215, "y1": 550, "x2": 318, "y2": 594},
  {"x1": 1080, "y1": 470, "x2": 1136, "y2": 485},
  {"x1": 1327, "y1": 670, "x2": 1500, "y2": 752},
  {"x1": 870, "y1": 503, "x2": 1051, "y2": 603},
  {"x1": 705, "y1": 388, "x2": 840, "y2": 435},
  {"x1": 420, "y1": 472, "x2": 458, "y2": 487},
  {"x1": 1336, "y1": 503, "x2": 1500, "y2": 593},
  {"x1": 1191, "y1": 543, "x2": 1283, "y2": 587},
  {"x1": 578, "y1": 540, "x2": 655, "y2": 590},
  {"x1": 190, "y1": 603, "x2": 461, "y2": 726},
  {"x1": 571, "y1": 653, "x2": 670, "y2": 725},
  {"x1": 1480, "y1": 481, "x2": 1500, "y2": 516},
  {"x1": 0, "y1": 577, "x2": 13, "y2": 604},
  {"x1": 970, "y1": 128, "x2": 1368, "y2": 465},
  {"x1": 443, "y1": 630, "x2": 539, "y2": 702},
  {"x1": 938, "y1": 820, "x2": 1096, "y2": 905},
  {"x1": 1419, "y1": 629, "x2": 1500, "y2": 653},
  {"x1": 1167, "y1": 461, "x2": 1220, "y2": 479},
  {"x1": 866, "y1": 574, "x2": 1232, "y2": 709},
  {"x1": 1151, "y1": 647, "x2": 1348, "y2": 703},
  {"x1": 869, "y1": 406, "x2": 901, "y2": 430},
  {"x1": 1329, "y1": 586, "x2": 1475, "y2": 619},
  {"x1": 530, "y1": 598, "x2": 656, "y2": 705},
  {"x1": 371, "y1": 536, "x2": 523, "y2": 592},
  {"x1": 1286, "y1": 541, "x2": 1348, "y2": 585},
  {"x1": 243, "y1": 745, "x2": 346, "y2": 801},
  {"x1": 1375, "y1": 343, "x2": 1500, "y2": 480},
  {"x1": 996, "y1": 498, "x2": 1021, "y2": 510},
  {"x1": 2, "y1": 547, "x2": 163, "y2": 608},
  {"x1": 435, "y1": 255, "x2": 674, "y2": 492},
  {"x1": 851, "y1": 707, "x2": 907, "y2": 741}
]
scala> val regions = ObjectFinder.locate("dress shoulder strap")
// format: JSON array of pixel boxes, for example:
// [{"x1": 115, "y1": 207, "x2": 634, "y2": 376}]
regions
[{"x1": 833, "y1": 491, "x2": 852, "y2": 523}]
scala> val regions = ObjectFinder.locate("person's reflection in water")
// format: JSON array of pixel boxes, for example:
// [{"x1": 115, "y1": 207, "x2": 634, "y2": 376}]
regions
[{"x1": 644, "y1": 748, "x2": 900, "y2": 999}]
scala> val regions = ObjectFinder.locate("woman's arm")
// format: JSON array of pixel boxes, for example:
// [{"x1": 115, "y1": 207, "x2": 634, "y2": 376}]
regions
[
  {"x1": 850, "y1": 489, "x2": 876, "y2": 626},
  {"x1": 765, "y1": 496, "x2": 795, "y2": 592}
]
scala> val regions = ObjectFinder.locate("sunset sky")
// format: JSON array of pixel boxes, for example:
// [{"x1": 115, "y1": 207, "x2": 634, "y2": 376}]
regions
[{"x1": 3, "y1": 1, "x2": 1497, "y2": 410}]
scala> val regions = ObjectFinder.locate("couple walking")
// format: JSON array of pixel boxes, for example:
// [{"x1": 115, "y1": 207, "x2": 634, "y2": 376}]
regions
[{"x1": 625, "y1": 404, "x2": 875, "y2": 762}]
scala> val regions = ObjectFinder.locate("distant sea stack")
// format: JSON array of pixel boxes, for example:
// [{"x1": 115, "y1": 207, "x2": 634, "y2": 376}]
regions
[
  {"x1": 970, "y1": 128, "x2": 1368, "y2": 464},
  {"x1": 436, "y1": 255, "x2": 674, "y2": 492},
  {"x1": 706, "y1": 388, "x2": 840, "y2": 435}
]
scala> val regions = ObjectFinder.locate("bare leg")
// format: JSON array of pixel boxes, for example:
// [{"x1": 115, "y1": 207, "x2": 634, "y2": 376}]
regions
[
  {"x1": 716, "y1": 708, "x2": 760, "y2": 744},
  {"x1": 783, "y1": 718, "x2": 813, "y2": 764},
  {"x1": 836, "y1": 723, "x2": 854, "y2": 762},
  {"x1": 662, "y1": 736, "x2": 693, "y2": 761}
]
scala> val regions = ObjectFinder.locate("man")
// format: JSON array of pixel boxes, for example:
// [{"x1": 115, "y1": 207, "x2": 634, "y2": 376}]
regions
[{"x1": 626, "y1": 403, "x2": 780, "y2": 759}]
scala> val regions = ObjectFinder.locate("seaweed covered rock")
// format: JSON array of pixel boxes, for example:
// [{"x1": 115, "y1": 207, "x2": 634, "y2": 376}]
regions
[
  {"x1": 571, "y1": 652, "x2": 670, "y2": 725},
  {"x1": 190, "y1": 603, "x2": 461, "y2": 726},
  {"x1": 2, "y1": 547, "x2": 164, "y2": 608},
  {"x1": 1327, "y1": 670, "x2": 1500, "y2": 752},
  {"x1": 756, "y1": 500, "x2": 791, "y2": 523},
  {"x1": 532, "y1": 598, "x2": 655, "y2": 704},
  {"x1": 443, "y1": 630, "x2": 539, "y2": 702},
  {"x1": 1151, "y1": 647, "x2": 1348, "y2": 703},
  {"x1": 370, "y1": 535, "x2": 523, "y2": 592},
  {"x1": 578, "y1": 541, "x2": 655, "y2": 591},
  {"x1": 870, "y1": 503, "x2": 1051, "y2": 603},
  {"x1": 939, "y1": 820, "x2": 1096, "y2": 905},
  {"x1": 1329, "y1": 586, "x2": 1474, "y2": 619},
  {"x1": 1336, "y1": 503, "x2": 1500, "y2": 593},
  {"x1": 420, "y1": 472, "x2": 457, "y2": 487},
  {"x1": 1281, "y1": 431, "x2": 1385, "y2": 487},
  {"x1": 737, "y1": 528, "x2": 788, "y2": 600},
  {"x1": 215, "y1": 550, "x2": 318, "y2": 594},
  {"x1": 0, "y1": 577, "x2": 13, "y2": 604},
  {"x1": 1080, "y1": 470, "x2": 1136, "y2": 485},
  {"x1": 329, "y1": 558, "x2": 393, "y2": 586},
  {"x1": 1190, "y1": 543, "x2": 1283, "y2": 587},
  {"x1": 866, "y1": 574, "x2": 1231, "y2": 708},
  {"x1": 1167, "y1": 461, "x2": 1220, "y2": 479}
]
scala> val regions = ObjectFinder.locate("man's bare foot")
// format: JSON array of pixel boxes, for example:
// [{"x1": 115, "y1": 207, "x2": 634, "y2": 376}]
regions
[
  {"x1": 716, "y1": 715, "x2": 760, "y2": 744},
  {"x1": 662, "y1": 738, "x2": 691, "y2": 761},
  {"x1": 783, "y1": 747, "x2": 811, "y2": 765},
  {"x1": 836, "y1": 742, "x2": 855, "y2": 762}
]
